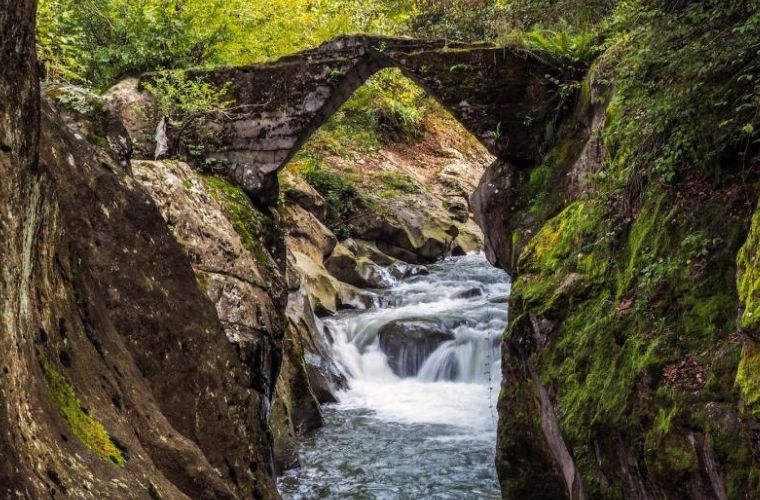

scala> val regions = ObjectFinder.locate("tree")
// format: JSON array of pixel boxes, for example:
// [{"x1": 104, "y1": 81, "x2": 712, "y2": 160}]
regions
[{"x1": 0, "y1": 0, "x2": 40, "y2": 495}]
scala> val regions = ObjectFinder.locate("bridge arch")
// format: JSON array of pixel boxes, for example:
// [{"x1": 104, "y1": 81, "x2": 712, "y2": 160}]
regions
[{"x1": 161, "y1": 36, "x2": 561, "y2": 204}]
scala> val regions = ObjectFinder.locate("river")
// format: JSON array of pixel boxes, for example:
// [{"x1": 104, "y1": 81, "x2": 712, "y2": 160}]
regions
[{"x1": 278, "y1": 253, "x2": 510, "y2": 499}]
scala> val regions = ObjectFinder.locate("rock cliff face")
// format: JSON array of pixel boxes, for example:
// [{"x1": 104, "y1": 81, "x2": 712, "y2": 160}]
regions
[
  {"x1": 474, "y1": 57, "x2": 760, "y2": 498},
  {"x1": 1, "y1": 54, "x2": 283, "y2": 500},
  {"x1": 1, "y1": 5, "x2": 300, "y2": 495}
]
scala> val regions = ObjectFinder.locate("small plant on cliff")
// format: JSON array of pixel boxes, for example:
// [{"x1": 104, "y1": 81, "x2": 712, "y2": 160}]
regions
[
  {"x1": 301, "y1": 159, "x2": 367, "y2": 239},
  {"x1": 144, "y1": 71, "x2": 233, "y2": 159},
  {"x1": 144, "y1": 72, "x2": 232, "y2": 132},
  {"x1": 519, "y1": 29, "x2": 599, "y2": 68}
]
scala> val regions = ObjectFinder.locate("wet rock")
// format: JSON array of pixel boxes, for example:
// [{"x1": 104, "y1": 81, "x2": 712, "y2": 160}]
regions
[
  {"x1": 445, "y1": 196, "x2": 470, "y2": 223},
  {"x1": 388, "y1": 262, "x2": 429, "y2": 280},
  {"x1": 378, "y1": 320, "x2": 455, "y2": 377},
  {"x1": 285, "y1": 287, "x2": 347, "y2": 403},
  {"x1": 489, "y1": 294, "x2": 510, "y2": 304},
  {"x1": 454, "y1": 287, "x2": 483, "y2": 299},
  {"x1": 325, "y1": 244, "x2": 394, "y2": 289},
  {"x1": 271, "y1": 323, "x2": 324, "y2": 474}
]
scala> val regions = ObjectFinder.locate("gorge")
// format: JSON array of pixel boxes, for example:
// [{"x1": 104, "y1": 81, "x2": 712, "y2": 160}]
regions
[{"x1": 2, "y1": 1, "x2": 760, "y2": 499}]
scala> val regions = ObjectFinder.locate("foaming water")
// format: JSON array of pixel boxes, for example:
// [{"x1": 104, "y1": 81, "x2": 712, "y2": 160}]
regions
[{"x1": 279, "y1": 253, "x2": 509, "y2": 499}]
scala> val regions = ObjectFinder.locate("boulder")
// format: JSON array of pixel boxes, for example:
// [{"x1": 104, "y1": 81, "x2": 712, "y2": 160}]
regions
[
  {"x1": 287, "y1": 249, "x2": 363, "y2": 315},
  {"x1": 378, "y1": 320, "x2": 455, "y2": 377},
  {"x1": 454, "y1": 287, "x2": 483, "y2": 299},
  {"x1": 445, "y1": 196, "x2": 470, "y2": 223},
  {"x1": 344, "y1": 238, "x2": 399, "y2": 266},
  {"x1": 282, "y1": 172, "x2": 328, "y2": 221},
  {"x1": 351, "y1": 203, "x2": 458, "y2": 264},
  {"x1": 325, "y1": 243, "x2": 394, "y2": 289},
  {"x1": 44, "y1": 84, "x2": 133, "y2": 168},
  {"x1": 101, "y1": 78, "x2": 156, "y2": 159},
  {"x1": 453, "y1": 219, "x2": 485, "y2": 255},
  {"x1": 282, "y1": 203, "x2": 338, "y2": 262},
  {"x1": 436, "y1": 151, "x2": 483, "y2": 197},
  {"x1": 388, "y1": 262, "x2": 429, "y2": 280}
]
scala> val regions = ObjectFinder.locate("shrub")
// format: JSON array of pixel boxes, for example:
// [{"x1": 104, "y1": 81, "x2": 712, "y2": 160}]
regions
[
  {"x1": 300, "y1": 160, "x2": 367, "y2": 239},
  {"x1": 143, "y1": 72, "x2": 233, "y2": 159}
]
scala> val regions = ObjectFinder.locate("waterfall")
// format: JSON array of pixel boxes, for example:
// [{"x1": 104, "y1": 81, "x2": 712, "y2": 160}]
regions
[
  {"x1": 279, "y1": 253, "x2": 509, "y2": 499},
  {"x1": 325, "y1": 253, "x2": 508, "y2": 389}
]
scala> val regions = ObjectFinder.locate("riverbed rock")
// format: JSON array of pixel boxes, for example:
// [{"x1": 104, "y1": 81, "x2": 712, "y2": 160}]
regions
[
  {"x1": 271, "y1": 322, "x2": 324, "y2": 474},
  {"x1": 344, "y1": 238, "x2": 400, "y2": 266},
  {"x1": 351, "y1": 203, "x2": 459, "y2": 264},
  {"x1": 283, "y1": 203, "x2": 338, "y2": 262},
  {"x1": 378, "y1": 320, "x2": 455, "y2": 377},
  {"x1": 325, "y1": 243, "x2": 394, "y2": 289},
  {"x1": 453, "y1": 219, "x2": 485, "y2": 255},
  {"x1": 285, "y1": 286, "x2": 347, "y2": 403},
  {"x1": 454, "y1": 287, "x2": 483, "y2": 299},
  {"x1": 388, "y1": 262, "x2": 429, "y2": 280}
]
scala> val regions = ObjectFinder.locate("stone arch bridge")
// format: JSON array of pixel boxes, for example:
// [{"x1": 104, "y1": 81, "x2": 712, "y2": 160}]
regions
[{"x1": 145, "y1": 35, "x2": 563, "y2": 204}]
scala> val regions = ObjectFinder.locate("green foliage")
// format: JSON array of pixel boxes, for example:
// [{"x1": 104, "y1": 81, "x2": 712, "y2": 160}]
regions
[
  {"x1": 42, "y1": 356, "x2": 126, "y2": 467},
  {"x1": 143, "y1": 72, "x2": 232, "y2": 141},
  {"x1": 37, "y1": 0, "x2": 415, "y2": 89},
  {"x1": 37, "y1": 0, "x2": 240, "y2": 88},
  {"x1": 37, "y1": 0, "x2": 90, "y2": 83},
  {"x1": 407, "y1": 0, "x2": 615, "y2": 40},
  {"x1": 513, "y1": 29, "x2": 601, "y2": 69},
  {"x1": 502, "y1": 0, "x2": 616, "y2": 31},
  {"x1": 409, "y1": 0, "x2": 507, "y2": 41},
  {"x1": 299, "y1": 157, "x2": 367, "y2": 240},
  {"x1": 603, "y1": 0, "x2": 760, "y2": 186},
  {"x1": 736, "y1": 341, "x2": 760, "y2": 418}
]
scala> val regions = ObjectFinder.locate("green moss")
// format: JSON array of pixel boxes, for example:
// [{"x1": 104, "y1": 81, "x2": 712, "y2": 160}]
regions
[
  {"x1": 519, "y1": 200, "x2": 604, "y2": 274},
  {"x1": 200, "y1": 175, "x2": 279, "y2": 280},
  {"x1": 42, "y1": 357, "x2": 126, "y2": 467},
  {"x1": 507, "y1": 168, "x2": 752, "y2": 495},
  {"x1": 656, "y1": 434, "x2": 697, "y2": 473},
  {"x1": 736, "y1": 341, "x2": 760, "y2": 418},
  {"x1": 737, "y1": 204, "x2": 760, "y2": 329},
  {"x1": 296, "y1": 159, "x2": 367, "y2": 240}
]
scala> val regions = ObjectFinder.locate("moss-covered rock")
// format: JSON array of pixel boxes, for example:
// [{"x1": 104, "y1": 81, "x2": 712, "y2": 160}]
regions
[
  {"x1": 42, "y1": 357, "x2": 126, "y2": 467},
  {"x1": 493, "y1": 44, "x2": 760, "y2": 497}
]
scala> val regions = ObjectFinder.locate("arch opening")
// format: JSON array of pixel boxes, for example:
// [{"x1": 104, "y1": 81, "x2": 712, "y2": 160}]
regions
[
  {"x1": 175, "y1": 36, "x2": 561, "y2": 206},
  {"x1": 275, "y1": 66, "x2": 509, "y2": 498}
]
